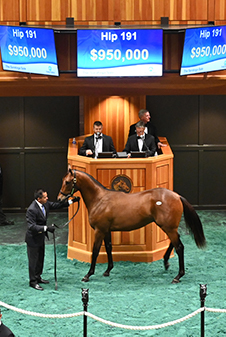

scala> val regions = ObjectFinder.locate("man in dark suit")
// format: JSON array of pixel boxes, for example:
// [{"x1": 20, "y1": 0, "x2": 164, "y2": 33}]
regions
[
  {"x1": 124, "y1": 121, "x2": 156, "y2": 157},
  {"x1": 0, "y1": 309, "x2": 15, "y2": 337},
  {"x1": 79, "y1": 121, "x2": 116, "y2": 158},
  {"x1": 25, "y1": 188, "x2": 79, "y2": 290},
  {"x1": 128, "y1": 109, "x2": 166, "y2": 150}
]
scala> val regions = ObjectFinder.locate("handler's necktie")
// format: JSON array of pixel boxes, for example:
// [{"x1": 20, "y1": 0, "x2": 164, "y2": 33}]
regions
[{"x1": 42, "y1": 205, "x2": 45, "y2": 216}]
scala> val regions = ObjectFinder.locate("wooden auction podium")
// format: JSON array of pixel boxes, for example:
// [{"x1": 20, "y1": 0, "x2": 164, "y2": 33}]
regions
[{"x1": 67, "y1": 136, "x2": 173, "y2": 263}]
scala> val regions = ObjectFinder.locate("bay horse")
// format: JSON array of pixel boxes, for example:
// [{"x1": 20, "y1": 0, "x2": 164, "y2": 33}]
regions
[{"x1": 57, "y1": 167, "x2": 206, "y2": 284}]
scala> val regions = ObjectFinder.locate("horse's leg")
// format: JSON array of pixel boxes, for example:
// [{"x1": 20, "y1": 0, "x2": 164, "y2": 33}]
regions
[
  {"x1": 82, "y1": 230, "x2": 105, "y2": 282},
  {"x1": 164, "y1": 228, "x2": 185, "y2": 283},
  {"x1": 103, "y1": 231, "x2": 114, "y2": 277},
  {"x1": 172, "y1": 238, "x2": 185, "y2": 284},
  {"x1": 163, "y1": 242, "x2": 174, "y2": 270}
]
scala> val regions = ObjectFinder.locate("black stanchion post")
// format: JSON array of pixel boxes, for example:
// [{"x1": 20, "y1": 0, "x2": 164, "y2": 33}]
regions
[
  {"x1": 200, "y1": 284, "x2": 207, "y2": 337},
  {"x1": 82, "y1": 288, "x2": 89, "y2": 337}
]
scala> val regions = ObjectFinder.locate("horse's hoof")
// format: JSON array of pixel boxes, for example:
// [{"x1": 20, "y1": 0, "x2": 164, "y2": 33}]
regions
[
  {"x1": 171, "y1": 278, "x2": 180, "y2": 284},
  {"x1": 164, "y1": 262, "x2": 170, "y2": 270},
  {"x1": 82, "y1": 276, "x2": 89, "y2": 282},
  {"x1": 103, "y1": 271, "x2": 110, "y2": 277}
]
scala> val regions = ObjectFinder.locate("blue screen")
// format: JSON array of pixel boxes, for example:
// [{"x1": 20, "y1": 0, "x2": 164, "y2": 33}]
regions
[
  {"x1": 77, "y1": 29, "x2": 163, "y2": 77},
  {"x1": 181, "y1": 26, "x2": 226, "y2": 75},
  {"x1": 0, "y1": 26, "x2": 59, "y2": 76}
]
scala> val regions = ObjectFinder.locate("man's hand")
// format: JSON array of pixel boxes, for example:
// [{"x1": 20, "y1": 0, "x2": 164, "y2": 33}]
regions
[
  {"x1": 72, "y1": 196, "x2": 80, "y2": 203},
  {"x1": 86, "y1": 149, "x2": 93, "y2": 156},
  {"x1": 47, "y1": 225, "x2": 56, "y2": 233},
  {"x1": 157, "y1": 142, "x2": 167, "y2": 149}
]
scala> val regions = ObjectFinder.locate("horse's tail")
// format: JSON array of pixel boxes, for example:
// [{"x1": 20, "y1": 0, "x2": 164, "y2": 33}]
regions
[{"x1": 180, "y1": 196, "x2": 206, "y2": 248}]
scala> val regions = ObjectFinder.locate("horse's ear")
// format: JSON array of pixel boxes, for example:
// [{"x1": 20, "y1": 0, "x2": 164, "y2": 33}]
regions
[{"x1": 68, "y1": 164, "x2": 72, "y2": 172}]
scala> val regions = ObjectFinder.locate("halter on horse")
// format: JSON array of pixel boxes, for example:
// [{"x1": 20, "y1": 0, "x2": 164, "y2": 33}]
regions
[{"x1": 58, "y1": 168, "x2": 206, "y2": 284}]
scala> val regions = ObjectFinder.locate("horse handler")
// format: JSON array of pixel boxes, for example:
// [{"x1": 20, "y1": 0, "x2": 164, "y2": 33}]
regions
[{"x1": 25, "y1": 188, "x2": 79, "y2": 291}]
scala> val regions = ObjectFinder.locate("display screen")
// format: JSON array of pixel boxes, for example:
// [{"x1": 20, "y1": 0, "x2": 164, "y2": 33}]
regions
[
  {"x1": 181, "y1": 26, "x2": 226, "y2": 75},
  {"x1": 77, "y1": 29, "x2": 163, "y2": 77},
  {"x1": 0, "y1": 26, "x2": 59, "y2": 76}
]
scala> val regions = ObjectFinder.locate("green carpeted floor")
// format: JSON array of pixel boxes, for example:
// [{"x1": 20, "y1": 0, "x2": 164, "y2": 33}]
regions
[{"x1": 1, "y1": 210, "x2": 226, "y2": 336}]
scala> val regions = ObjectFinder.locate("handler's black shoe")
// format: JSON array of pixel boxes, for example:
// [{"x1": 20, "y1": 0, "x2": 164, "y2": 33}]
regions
[
  {"x1": 30, "y1": 284, "x2": 44, "y2": 291},
  {"x1": 37, "y1": 278, "x2": 49, "y2": 284}
]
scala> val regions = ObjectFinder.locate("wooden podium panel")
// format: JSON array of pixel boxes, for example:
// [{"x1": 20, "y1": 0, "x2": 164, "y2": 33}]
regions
[{"x1": 67, "y1": 137, "x2": 174, "y2": 263}]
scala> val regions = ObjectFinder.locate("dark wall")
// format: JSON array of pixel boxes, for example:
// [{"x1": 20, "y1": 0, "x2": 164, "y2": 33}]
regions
[
  {"x1": 1, "y1": 94, "x2": 225, "y2": 210},
  {"x1": 147, "y1": 95, "x2": 226, "y2": 208},
  {"x1": 0, "y1": 96, "x2": 79, "y2": 211}
]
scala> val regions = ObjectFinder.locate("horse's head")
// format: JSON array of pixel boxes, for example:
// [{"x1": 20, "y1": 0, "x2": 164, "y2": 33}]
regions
[{"x1": 57, "y1": 166, "x2": 78, "y2": 201}]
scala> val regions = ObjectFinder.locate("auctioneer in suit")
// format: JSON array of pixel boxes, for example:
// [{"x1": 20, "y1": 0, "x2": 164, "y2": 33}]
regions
[
  {"x1": 128, "y1": 121, "x2": 160, "y2": 146},
  {"x1": 78, "y1": 134, "x2": 116, "y2": 157},
  {"x1": 123, "y1": 133, "x2": 156, "y2": 157}
]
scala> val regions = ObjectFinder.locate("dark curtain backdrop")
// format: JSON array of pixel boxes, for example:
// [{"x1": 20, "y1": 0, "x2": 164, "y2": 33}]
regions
[
  {"x1": 147, "y1": 95, "x2": 226, "y2": 207},
  {"x1": 0, "y1": 96, "x2": 79, "y2": 211}
]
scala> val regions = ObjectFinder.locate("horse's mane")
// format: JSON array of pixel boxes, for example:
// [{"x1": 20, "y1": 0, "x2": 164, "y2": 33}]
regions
[
  {"x1": 81, "y1": 171, "x2": 108, "y2": 190},
  {"x1": 78, "y1": 170, "x2": 121, "y2": 192}
]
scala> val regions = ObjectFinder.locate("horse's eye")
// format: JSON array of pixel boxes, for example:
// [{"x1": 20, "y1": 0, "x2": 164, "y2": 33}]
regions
[{"x1": 66, "y1": 181, "x2": 70, "y2": 185}]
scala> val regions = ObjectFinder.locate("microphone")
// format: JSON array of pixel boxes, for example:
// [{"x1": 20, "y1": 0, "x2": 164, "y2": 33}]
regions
[
  {"x1": 95, "y1": 132, "x2": 102, "y2": 139},
  {"x1": 92, "y1": 133, "x2": 99, "y2": 158}
]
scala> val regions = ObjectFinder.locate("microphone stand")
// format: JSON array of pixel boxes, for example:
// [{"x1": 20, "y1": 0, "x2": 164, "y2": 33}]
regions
[
  {"x1": 93, "y1": 133, "x2": 100, "y2": 158},
  {"x1": 142, "y1": 138, "x2": 151, "y2": 157}
]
